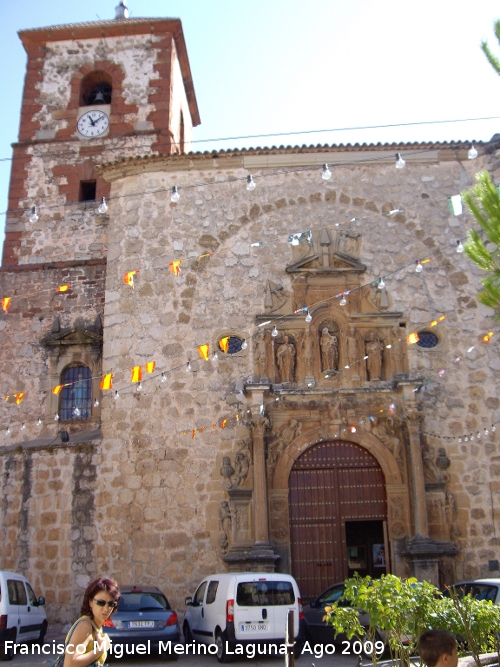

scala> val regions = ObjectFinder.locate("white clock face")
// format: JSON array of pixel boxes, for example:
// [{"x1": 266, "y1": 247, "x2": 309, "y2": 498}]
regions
[{"x1": 77, "y1": 110, "x2": 109, "y2": 138}]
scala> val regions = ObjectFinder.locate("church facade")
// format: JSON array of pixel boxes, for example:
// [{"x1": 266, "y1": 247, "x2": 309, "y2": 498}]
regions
[{"x1": 0, "y1": 11, "x2": 499, "y2": 628}]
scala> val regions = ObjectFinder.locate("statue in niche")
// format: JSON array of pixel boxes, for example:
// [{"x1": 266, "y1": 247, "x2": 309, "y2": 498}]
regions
[
  {"x1": 276, "y1": 335, "x2": 296, "y2": 383},
  {"x1": 365, "y1": 332, "x2": 384, "y2": 380},
  {"x1": 340, "y1": 229, "x2": 361, "y2": 257},
  {"x1": 422, "y1": 444, "x2": 441, "y2": 482},
  {"x1": 300, "y1": 327, "x2": 314, "y2": 377},
  {"x1": 390, "y1": 332, "x2": 405, "y2": 376},
  {"x1": 445, "y1": 491, "x2": 460, "y2": 546},
  {"x1": 219, "y1": 500, "x2": 234, "y2": 554},
  {"x1": 346, "y1": 327, "x2": 359, "y2": 367},
  {"x1": 220, "y1": 456, "x2": 235, "y2": 490},
  {"x1": 233, "y1": 451, "x2": 250, "y2": 487},
  {"x1": 436, "y1": 447, "x2": 451, "y2": 471},
  {"x1": 254, "y1": 332, "x2": 268, "y2": 380},
  {"x1": 371, "y1": 416, "x2": 402, "y2": 462},
  {"x1": 268, "y1": 419, "x2": 302, "y2": 470},
  {"x1": 320, "y1": 328, "x2": 339, "y2": 371}
]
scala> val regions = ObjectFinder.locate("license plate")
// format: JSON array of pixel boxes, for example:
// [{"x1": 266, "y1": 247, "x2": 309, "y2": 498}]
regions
[
  {"x1": 240, "y1": 623, "x2": 268, "y2": 632},
  {"x1": 129, "y1": 621, "x2": 155, "y2": 628}
]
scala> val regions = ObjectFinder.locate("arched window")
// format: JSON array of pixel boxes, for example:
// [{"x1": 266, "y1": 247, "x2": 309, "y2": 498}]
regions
[
  {"x1": 60, "y1": 365, "x2": 92, "y2": 421},
  {"x1": 80, "y1": 71, "x2": 112, "y2": 106}
]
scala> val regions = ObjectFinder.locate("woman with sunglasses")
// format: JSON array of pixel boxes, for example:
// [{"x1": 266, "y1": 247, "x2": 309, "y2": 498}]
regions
[{"x1": 61, "y1": 577, "x2": 120, "y2": 667}]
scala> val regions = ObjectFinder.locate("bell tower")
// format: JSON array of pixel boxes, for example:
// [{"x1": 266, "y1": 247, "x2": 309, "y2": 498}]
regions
[{"x1": 2, "y1": 11, "x2": 200, "y2": 266}]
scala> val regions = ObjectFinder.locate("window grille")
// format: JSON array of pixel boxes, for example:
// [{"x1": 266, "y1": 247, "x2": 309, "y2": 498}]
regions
[{"x1": 60, "y1": 366, "x2": 92, "y2": 421}]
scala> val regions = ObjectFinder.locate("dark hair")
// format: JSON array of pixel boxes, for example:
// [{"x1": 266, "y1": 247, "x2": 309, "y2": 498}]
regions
[
  {"x1": 80, "y1": 577, "x2": 121, "y2": 619},
  {"x1": 418, "y1": 630, "x2": 457, "y2": 667}
]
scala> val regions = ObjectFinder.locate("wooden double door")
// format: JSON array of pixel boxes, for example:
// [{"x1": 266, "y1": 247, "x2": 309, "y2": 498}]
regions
[{"x1": 289, "y1": 440, "x2": 388, "y2": 601}]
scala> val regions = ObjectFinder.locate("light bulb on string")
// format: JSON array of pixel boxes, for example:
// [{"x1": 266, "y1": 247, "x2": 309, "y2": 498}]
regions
[
  {"x1": 305, "y1": 309, "x2": 312, "y2": 323},
  {"x1": 97, "y1": 197, "x2": 108, "y2": 214},
  {"x1": 290, "y1": 235, "x2": 301, "y2": 246},
  {"x1": 136, "y1": 382, "x2": 142, "y2": 392},
  {"x1": 170, "y1": 186, "x2": 180, "y2": 203},
  {"x1": 6, "y1": 426, "x2": 10, "y2": 435},
  {"x1": 37, "y1": 418, "x2": 42, "y2": 426},
  {"x1": 344, "y1": 365, "x2": 350, "y2": 369},
  {"x1": 93, "y1": 398, "x2": 99, "y2": 407},
  {"x1": 395, "y1": 153, "x2": 406, "y2": 169},
  {"x1": 20, "y1": 423, "x2": 25, "y2": 431},
  {"x1": 114, "y1": 391, "x2": 120, "y2": 400},
  {"x1": 468, "y1": 144, "x2": 478, "y2": 160},
  {"x1": 212, "y1": 352, "x2": 219, "y2": 362},
  {"x1": 386, "y1": 344, "x2": 392, "y2": 349},
  {"x1": 322, "y1": 164, "x2": 332, "y2": 180},
  {"x1": 186, "y1": 361, "x2": 192, "y2": 372},
  {"x1": 485, "y1": 429, "x2": 490, "y2": 435},
  {"x1": 339, "y1": 295, "x2": 347, "y2": 306},
  {"x1": 493, "y1": 426, "x2": 497, "y2": 432},
  {"x1": 54, "y1": 413, "x2": 60, "y2": 421},
  {"x1": 415, "y1": 261, "x2": 423, "y2": 273},
  {"x1": 161, "y1": 372, "x2": 167, "y2": 383},
  {"x1": 29, "y1": 206, "x2": 39, "y2": 223},
  {"x1": 272, "y1": 326, "x2": 279, "y2": 337},
  {"x1": 241, "y1": 340, "x2": 248, "y2": 350},
  {"x1": 378, "y1": 277, "x2": 386, "y2": 290},
  {"x1": 73, "y1": 406, "x2": 81, "y2": 417},
  {"x1": 456, "y1": 240, "x2": 464, "y2": 253},
  {"x1": 246, "y1": 175, "x2": 256, "y2": 191}
]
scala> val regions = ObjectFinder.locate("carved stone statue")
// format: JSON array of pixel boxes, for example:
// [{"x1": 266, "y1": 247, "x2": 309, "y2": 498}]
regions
[
  {"x1": 365, "y1": 332, "x2": 384, "y2": 380},
  {"x1": 219, "y1": 500, "x2": 232, "y2": 553},
  {"x1": 268, "y1": 419, "x2": 302, "y2": 469},
  {"x1": 220, "y1": 456, "x2": 235, "y2": 490},
  {"x1": 436, "y1": 447, "x2": 451, "y2": 471},
  {"x1": 422, "y1": 444, "x2": 440, "y2": 482},
  {"x1": 320, "y1": 328, "x2": 338, "y2": 371},
  {"x1": 371, "y1": 416, "x2": 402, "y2": 461},
  {"x1": 445, "y1": 491, "x2": 460, "y2": 546},
  {"x1": 300, "y1": 327, "x2": 314, "y2": 377},
  {"x1": 233, "y1": 451, "x2": 250, "y2": 487},
  {"x1": 346, "y1": 327, "x2": 359, "y2": 367},
  {"x1": 254, "y1": 332, "x2": 268, "y2": 379},
  {"x1": 276, "y1": 335, "x2": 296, "y2": 383}
]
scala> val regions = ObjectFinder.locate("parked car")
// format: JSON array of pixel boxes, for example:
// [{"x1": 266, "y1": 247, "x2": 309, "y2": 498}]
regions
[
  {"x1": 443, "y1": 578, "x2": 500, "y2": 603},
  {"x1": 303, "y1": 582, "x2": 385, "y2": 647},
  {"x1": 0, "y1": 571, "x2": 47, "y2": 661},
  {"x1": 183, "y1": 572, "x2": 306, "y2": 662},
  {"x1": 102, "y1": 585, "x2": 181, "y2": 658}
]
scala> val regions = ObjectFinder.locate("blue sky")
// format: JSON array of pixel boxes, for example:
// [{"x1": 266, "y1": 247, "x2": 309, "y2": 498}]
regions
[{"x1": 1, "y1": 0, "x2": 500, "y2": 256}]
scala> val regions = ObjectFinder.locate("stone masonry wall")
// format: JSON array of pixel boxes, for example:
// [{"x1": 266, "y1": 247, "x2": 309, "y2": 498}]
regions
[{"x1": 93, "y1": 147, "x2": 500, "y2": 612}]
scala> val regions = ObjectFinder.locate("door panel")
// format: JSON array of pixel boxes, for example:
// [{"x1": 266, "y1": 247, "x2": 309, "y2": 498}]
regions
[{"x1": 289, "y1": 440, "x2": 387, "y2": 602}]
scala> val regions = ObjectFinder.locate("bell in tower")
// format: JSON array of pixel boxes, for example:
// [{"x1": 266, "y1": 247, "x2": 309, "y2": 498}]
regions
[{"x1": 115, "y1": 0, "x2": 129, "y2": 19}]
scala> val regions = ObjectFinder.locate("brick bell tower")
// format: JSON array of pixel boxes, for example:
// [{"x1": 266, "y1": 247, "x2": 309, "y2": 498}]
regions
[{"x1": 2, "y1": 3, "x2": 200, "y2": 266}]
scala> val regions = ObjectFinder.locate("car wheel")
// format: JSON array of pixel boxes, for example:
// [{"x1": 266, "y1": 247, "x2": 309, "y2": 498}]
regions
[
  {"x1": 1, "y1": 631, "x2": 15, "y2": 661},
  {"x1": 183, "y1": 621, "x2": 194, "y2": 643},
  {"x1": 215, "y1": 631, "x2": 233, "y2": 663},
  {"x1": 293, "y1": 640, "x2": 304, "y2": 660}
]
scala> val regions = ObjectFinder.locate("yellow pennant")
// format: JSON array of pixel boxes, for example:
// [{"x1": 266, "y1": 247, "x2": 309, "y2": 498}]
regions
[
  {"x1": 14, "y1": 393, "x2": 26, "y2": 405},
  {"x1": 100, "y1": 373, "x2": 114, "y2": 390},
  {"x1": 219, "y1": 336, "x2": 230, "y2": 353},
  {"x1": 198, "y1": 344, "x2": 210, "y2": 361},
  {"x1": 220, "y1": 419, "x2": 228, "y2": 429},
  {"x1": 483, "y1": 331, "x2": 494, "y2": 343},
  {"x1": 169, "y1": 261, "x2": 181, "y2": 276},
  {"x1": 1, "y1": 298, "x2": 11, "y2": 313},
  {"x1": 407, "y1": 332, "x2": 420, "y2": 345},
  {"x1": 145, "y1": 361, "x2": 156, "y2": 373},
  {"x1": 123, "y1": 270, "x2": 139, "y2": 288},
  {"x1": 429, "y1": 315, "x2": 447, "y2": 327},
  {"x1": 131, "y1": 366, "x2": 142, "y2": 383},
  {"x1": 56, "y1": 285, "x2": 70, "y2": 293},
  {"x1": 52, "y1": 384, "x2": 66, "y2": 395},
  {"x1": 192, "y1": 429, "x2": 197, "y2": 439}
]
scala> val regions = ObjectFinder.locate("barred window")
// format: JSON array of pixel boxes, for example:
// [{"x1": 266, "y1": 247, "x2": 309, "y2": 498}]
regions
[{"x1": 60, "y1": 366, "x2": 92, "y2": 421}]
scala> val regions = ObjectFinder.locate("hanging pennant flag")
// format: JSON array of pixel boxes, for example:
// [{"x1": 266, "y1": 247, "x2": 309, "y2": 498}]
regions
[
  {"x1": 56, "y1": 285, "x2": 70, "y2": 293},
  {"x1": 123, "y1": 270, "x2": 139, "y2": 288},
  {"x1": 183, "y1": 430, "x2": 188, "y2": 436},
  {"x1": 429, "y1": 315, "x2": 447, "y2": 327},
  {"x1": 4, "y1": 395, "x2": 9, "y2": 402},
  {"x1": 169, "y1": 261, "x2": 181, "y2": 276},
  {"x1": 212, "y1": 423, "x2": 217, "y2": 430},
  {"x1": 14, "y1": 393, "x2": 26, "y2": 405},
  {"x1": 447, "y1": 195, "x2": 463, "y2": 216},
  {"x1": 131, "y1": 366, "x2": 142, "y2": 383},
  {"x1": 198, "y1": 253, "x2": 213, "y2": 259},
  {"x1": 1, "y1": 298, "x2": 11, "y2": 313},
  {"x1": 407, "y1": 332, "x2": 420, "y2": 345},
  {"x1": 145, "y1": 361, "x2": 156, "y2": 373},
  {"x1": 52, "y1": 384, "x2": 66, "y2": 395},
  {"x1": 483, "y1": 331, "x2": 494, "y2": 343},
  {"x1": 198, "y1": 344, "x2": 210, "y2": 361},
  {"x1": 219, "y1": 336, "x2": 230, "y2": 353},
  {"x1": 288, "y1": 231, "x2": 312, "y2": 246},
  {"x1": 200, "y1": 426, "x2": 206, "y2": 433},
  {"x1": 192, "y1": 428, "x2": 197, "y2": 439},
  {"x1": 100, "y1": 373, "x2": 114, "y2": 390},
  {"x1": 220, "y1": 418, "x2": 228, "y2": 429}
]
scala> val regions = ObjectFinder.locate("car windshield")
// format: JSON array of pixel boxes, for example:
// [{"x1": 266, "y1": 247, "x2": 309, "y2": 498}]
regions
[
  {"x1": 444, "y1": 584, "x2": 498, "y2": 602},
  {"x1": 118, "y1": 592, "x2": 171, "y2": 612},
  {"x1": 236, "y1": 581, "x2": 295, "y2": 606}
]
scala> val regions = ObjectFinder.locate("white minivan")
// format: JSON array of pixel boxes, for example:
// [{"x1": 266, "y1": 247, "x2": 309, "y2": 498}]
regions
[
  {"x1": 184, "y1": 572, "x2": 305, "y2": 662},
  {"x1": 0, "y1": 571, "x2": 47, "y2": 661}
]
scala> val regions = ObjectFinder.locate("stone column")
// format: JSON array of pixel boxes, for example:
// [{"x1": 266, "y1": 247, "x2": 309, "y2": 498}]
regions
[{"x1": 244, "y1": 383, "x2": 279, "y2": 570}]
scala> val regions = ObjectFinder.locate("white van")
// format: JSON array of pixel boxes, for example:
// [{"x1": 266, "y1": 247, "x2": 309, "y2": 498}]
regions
[
  {"x1": 183, "y1": 572, "x2": 305, "y2": 662},
  {"x1": 0, "y1": 571, "x2": 47, "y2": 660}
]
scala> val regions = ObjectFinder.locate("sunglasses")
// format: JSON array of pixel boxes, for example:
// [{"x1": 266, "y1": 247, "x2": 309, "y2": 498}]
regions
[{"x1": 92, "y1": 598, "x2": 118, "y2": 609}]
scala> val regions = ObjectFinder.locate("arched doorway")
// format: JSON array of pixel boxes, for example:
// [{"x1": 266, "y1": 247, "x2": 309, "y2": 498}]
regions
[{"x1": 289, "y1": 440, "x2": 388, "y2": 601}]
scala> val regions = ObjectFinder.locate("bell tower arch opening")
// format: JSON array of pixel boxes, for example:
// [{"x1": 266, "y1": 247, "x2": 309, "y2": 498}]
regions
[{"x1": 288, "y1": 439, "x2": 388, "y2": 601}]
